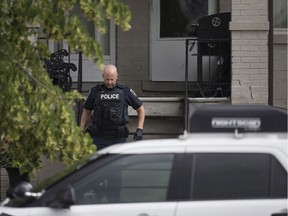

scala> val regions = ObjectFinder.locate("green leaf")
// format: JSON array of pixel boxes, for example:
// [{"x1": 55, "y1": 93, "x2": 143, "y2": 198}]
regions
[{"x1": 0, "y1": 0, "x2": 130, "y2": 175}]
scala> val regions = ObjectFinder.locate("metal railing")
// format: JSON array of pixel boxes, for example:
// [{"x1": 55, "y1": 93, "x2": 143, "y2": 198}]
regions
[{"x1": 184, "y1": 38, "x2": 231, "y2": 130}]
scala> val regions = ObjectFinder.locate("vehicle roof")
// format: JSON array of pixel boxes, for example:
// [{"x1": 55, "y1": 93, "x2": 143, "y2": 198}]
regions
[
  {"x1": 93, "y1": 132, "x2": 287, "y2": 170},
  {"x1": 97, "y1": 132, "x2": 287, "y2": 155}
]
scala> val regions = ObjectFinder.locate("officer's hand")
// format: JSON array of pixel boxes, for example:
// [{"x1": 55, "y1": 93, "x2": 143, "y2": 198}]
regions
[{"x1": 133, "y1": 128, "x2": 143, "y2": 141}]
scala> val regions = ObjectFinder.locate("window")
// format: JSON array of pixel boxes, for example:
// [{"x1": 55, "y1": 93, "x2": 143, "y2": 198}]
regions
[
  {"x1": 190, "y1": 153, "x2": 287, "y2": 200},
  {"x1": 71, "y1": 5, "x2": 111, "y2": 55},
  {"x1": 37, "y1": 5, "x2": 111, "y2": 56},
  {"x1": 71, "y1": 154, "x2": 174, "y2": 204},
  {"x1": 160, "y1": 0, "x2": 208, "y2": 38},
  {"x1": 273, "y1": 0, "x2": 287, "y2": 28}
]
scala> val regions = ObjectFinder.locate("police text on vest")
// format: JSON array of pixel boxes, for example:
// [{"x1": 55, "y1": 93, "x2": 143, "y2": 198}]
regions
[{"x1": 100, "y1": 94, "x2": 120, "y2": 100}]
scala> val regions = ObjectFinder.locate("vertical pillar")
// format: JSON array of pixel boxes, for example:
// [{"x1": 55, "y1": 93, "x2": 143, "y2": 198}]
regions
[{"x1": 230, "y1": 0, "x2": 269, "y2": 104}]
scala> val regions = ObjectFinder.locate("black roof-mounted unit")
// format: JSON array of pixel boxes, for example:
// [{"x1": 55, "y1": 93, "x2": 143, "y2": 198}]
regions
[{"x1": 189, "y1": 105, "x2": 287, "y2": 133}]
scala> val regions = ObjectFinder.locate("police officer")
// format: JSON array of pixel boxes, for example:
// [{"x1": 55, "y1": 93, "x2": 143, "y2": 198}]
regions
[{"x1": 80, "y1": 64, "x2": 145, "y2": 150}]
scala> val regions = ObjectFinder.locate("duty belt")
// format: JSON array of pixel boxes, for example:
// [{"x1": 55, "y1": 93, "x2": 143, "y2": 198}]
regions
[{"x1": 87, "y1": 125, "x2": 129, "y2": 138}]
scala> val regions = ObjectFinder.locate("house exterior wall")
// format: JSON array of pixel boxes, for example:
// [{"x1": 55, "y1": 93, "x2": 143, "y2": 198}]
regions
[
  {"x1": 116, "y1": 0, "x2": 149, "y2": 95},
  {"x1": 230, "y1": 0, "x2": 269, "y2": 104},
  {"x1": 0, "y1": 169, "x2": 9, "y2": 201}
]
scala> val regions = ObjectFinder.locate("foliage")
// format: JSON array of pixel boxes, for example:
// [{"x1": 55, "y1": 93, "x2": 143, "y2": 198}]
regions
[{"x1": 0, "y1": 0, "x2": 131, "y2": 175}]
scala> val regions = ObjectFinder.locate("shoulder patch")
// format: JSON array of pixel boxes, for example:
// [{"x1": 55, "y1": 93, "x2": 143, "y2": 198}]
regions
[{"x1": 130, "y1": 88, "x2": 137, "y2": 96}]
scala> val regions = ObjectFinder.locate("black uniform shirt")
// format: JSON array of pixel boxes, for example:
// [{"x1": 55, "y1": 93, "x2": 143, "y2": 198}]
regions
[{"x1": 84, "y1": 84, "x2": 143, "y2": 111}]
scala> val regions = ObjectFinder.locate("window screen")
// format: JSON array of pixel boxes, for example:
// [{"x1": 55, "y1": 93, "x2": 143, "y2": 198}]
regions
[{"x1": 190, "y1": 153, "x2": 287, "y2": 200}]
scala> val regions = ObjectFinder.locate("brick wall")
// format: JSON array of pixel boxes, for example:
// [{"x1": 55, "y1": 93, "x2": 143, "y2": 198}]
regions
[
  {"x1": 116, "y1": 0, "x2": 149, "y2": 96},
  {"x1": 230, "y1": 0, "x2": 269, "y2": 104},
  {"x1": 0, "y1": 168, "x2": 9, "y2": 201}
]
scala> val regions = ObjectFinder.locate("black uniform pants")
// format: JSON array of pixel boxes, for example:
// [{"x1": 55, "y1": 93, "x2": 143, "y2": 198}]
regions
[{"x1": 92, "y1": 136, "x2": 126, "y2": 150}]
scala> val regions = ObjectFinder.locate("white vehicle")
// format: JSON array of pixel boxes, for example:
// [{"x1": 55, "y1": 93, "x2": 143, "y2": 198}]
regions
[{"x1": 1, "y1": 105, "x2": 287, "y2": 216}]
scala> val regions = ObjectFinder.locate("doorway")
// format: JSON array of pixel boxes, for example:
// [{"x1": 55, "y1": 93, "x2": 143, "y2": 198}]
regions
[{"x1": 149, "y1": 0, "x2": 218, "y2": 81}]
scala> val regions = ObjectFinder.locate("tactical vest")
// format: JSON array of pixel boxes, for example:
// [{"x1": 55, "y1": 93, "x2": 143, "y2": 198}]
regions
[{"x1": 92, "y1": 84, "x2": 129, "y2": 129}]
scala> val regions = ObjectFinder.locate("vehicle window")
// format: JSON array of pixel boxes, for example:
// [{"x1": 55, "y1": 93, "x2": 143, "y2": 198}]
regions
[
  {"x1": 71, "y1": 154, "x2": 174, "y2": 204},
  {"x1": 190, "y1": 153, "x2": 287, "y2": 200}
]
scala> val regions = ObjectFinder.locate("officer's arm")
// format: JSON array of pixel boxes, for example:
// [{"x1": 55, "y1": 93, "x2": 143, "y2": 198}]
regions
[
  {"x1": 136, "y1": 105, "x2": 145, "y2": 129},
  {"x1": 80, "y1": 108, "x2": 92, "y2": 131}
]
